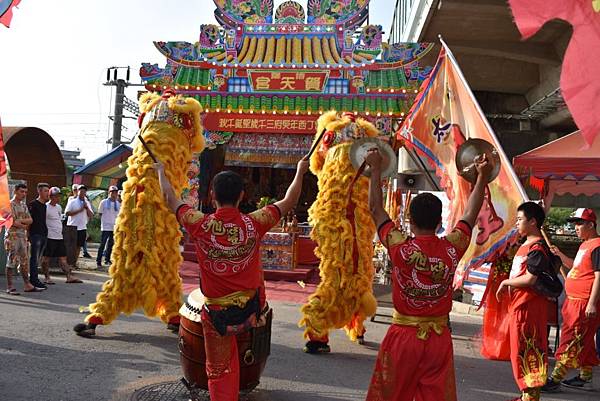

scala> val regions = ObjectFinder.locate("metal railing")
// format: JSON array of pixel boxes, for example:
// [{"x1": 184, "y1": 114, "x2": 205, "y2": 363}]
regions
[{"x1": 388, "y1": 0, "x2": 418, "y2": 44}]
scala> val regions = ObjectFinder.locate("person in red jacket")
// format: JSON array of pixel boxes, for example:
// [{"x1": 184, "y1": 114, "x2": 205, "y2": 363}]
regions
[
  {"x1": 155, "y1": 156, "x2": 309, "y2": 401},
  {"x1": 542, "y1": 208, "x2": 600, "y2": 392},
  {"x1": 364, "y1": 149, "x2": 491, "y2": 401},
  {"x1": 496, "y1": 202, "x2": 552, "y2": 401}
]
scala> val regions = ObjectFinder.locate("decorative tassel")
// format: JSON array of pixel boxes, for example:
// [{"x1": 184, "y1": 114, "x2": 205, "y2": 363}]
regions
[{"x1": 528, "y1": 176, "x2": 546, "y2": 194}]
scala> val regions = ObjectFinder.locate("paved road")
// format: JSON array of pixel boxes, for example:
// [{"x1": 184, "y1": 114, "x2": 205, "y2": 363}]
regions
[{"x1": 0, "y1": 271, "x2": 597, "y2": 401}]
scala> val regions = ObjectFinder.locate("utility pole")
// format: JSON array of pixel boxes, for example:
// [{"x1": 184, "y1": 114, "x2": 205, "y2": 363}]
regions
[
  {"x1": 112, "y1": 78, "x2": 127, "y2": 148},
  {"x1": 104, "y1": 67, "x2": 144, "y2": 149}
]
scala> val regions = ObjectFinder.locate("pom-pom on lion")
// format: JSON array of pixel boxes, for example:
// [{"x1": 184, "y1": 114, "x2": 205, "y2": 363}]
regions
[
  {"x1": 299, "y1": 111, "x2": 379, "y2": 353},
  {"x1": 74, "y1": 91, "x2": 205, "y2": 337}
]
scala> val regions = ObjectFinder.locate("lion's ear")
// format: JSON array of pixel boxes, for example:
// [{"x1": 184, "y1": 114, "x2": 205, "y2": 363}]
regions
[{"x1": 139, "y1": 92, "x2": 161, "y2": 113}]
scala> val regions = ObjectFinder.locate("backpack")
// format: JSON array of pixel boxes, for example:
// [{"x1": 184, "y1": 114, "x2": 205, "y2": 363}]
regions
[{"x1": 530, "y1": 240, "x2": 563, "y2": 299}]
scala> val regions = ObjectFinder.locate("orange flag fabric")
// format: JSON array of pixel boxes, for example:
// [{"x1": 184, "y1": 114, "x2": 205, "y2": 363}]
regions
[
  {"x1": 397, "y1": 42, "x2": 528, "y2": 287},
  {"x1": 0, "y1": 120, "x2": 13, "y2": 229}
]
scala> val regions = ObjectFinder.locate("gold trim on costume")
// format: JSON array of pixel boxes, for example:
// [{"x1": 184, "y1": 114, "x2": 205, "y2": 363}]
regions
[
  {"x1": 392, "y1": 310, "x2": 448, "y2": 340},
  {"x1": 181, "y1": 208, "x2": 204, "y2": 225},
  {"x1": 385, "y1": 228, "x2": 408, "y2": 248},
  {"x1": 519, "y1": 331, "x2": 547, "y2": 388},
  {"x1": 249, "y1": 207, "x2": 278, "y2": 226},
  {"x1": 205, "y1": 289, "x2": 256, "y2": 308},
  {"x1": 446, "y1": 229, "x2": 470, "y2": 252}
]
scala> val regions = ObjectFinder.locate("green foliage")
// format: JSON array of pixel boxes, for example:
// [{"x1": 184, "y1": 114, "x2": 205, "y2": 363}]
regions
[
  {"x1": 256, "y1": 196, "x2": 276, "y2": 209},
  {"x1": 545, "y1": 207, "x2": 575, "y2": 230},
  {"x1": 59, "y1": 187, "x2": 72, "y2": 209},
  {"x1": 86, "y1": 215, "x2": 101, "y2": 243}
]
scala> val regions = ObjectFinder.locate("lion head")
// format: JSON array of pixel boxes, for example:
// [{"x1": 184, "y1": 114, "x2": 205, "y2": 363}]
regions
[{"x1": 309, "y1": 111, "x2": 380, "y2": 175}]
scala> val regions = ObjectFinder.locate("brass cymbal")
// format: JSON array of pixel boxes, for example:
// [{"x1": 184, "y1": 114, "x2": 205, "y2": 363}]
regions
[
  {"x1": 455, "y1": 138, "x2": 501, "y2": 184},
  {"x1": 349, "y1": 137, "x2": 398, "y2": 178}
]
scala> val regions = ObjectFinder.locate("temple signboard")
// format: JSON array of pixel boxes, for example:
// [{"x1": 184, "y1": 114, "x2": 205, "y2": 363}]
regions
[
  {"x1": 204, "y1": 112, "x2": 318, "y2": 134},
  {"x1": 248, "y1": 70, "x2": 329, "y2": 93}
]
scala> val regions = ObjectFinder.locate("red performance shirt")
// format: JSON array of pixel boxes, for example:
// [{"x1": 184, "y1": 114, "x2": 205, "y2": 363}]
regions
[
  {"x1": 177, "y1": 204, "x2": 281, "y2": 301},
  {"x1": 508, "y1": 241, "x2": 549, "y2": 310},
  {"x1": 379, "y1": 220, "x2": 472, "y2": 317},
  {"x1": 565, "y1": 237, "x2": 600, "y2": 299}
]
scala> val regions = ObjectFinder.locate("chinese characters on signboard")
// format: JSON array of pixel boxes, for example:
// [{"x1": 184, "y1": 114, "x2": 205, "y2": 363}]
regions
[
  {"x1": 248, "y1": 70, "x2": 329, "y2": 92},
  {"x1": 204, "y1": 113, "x2": 318, "y2": 134}
]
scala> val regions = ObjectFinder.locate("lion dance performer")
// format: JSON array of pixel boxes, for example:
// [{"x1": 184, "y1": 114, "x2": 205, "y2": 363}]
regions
[
  {"x1": 365, "y1": 149, "x2": 491, "y2": 401},
  {"x1": 299, "y1": 111, "x2": 379, "y2": 354},
  {"x1": 74, "y1": 90, "x2": 205, "y2": 337}
]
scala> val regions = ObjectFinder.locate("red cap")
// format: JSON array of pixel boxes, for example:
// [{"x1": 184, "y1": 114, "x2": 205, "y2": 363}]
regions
[{"x1": 567, "y1": 208, "x2": 597, "y2": 223}]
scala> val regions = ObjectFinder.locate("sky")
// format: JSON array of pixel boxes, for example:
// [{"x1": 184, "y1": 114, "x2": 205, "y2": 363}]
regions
[{"x1": 0, "y1": 0, "x2": 395, "y2": 164}]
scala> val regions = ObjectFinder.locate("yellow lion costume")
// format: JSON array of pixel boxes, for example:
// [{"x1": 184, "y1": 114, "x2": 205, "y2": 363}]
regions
[
  {"x1": 75, "y1": 91, "x2": 205, "y2": 336},
  {"x1": 299, "y1": 111, "x2": 378, "y2": 349}
]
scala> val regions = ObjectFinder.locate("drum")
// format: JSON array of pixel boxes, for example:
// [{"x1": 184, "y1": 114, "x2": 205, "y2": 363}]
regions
[{"x1": 178, "y1": 289, "x2": 272, "y2": 392}]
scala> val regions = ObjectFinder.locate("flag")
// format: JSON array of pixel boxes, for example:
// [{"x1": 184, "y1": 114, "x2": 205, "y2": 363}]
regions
[
  {"x1": 508, "y1": 0, "x2": 600, "y2": 147},
  {"x1": 397, "y1": 42, "x2": 528, "y2": 287},
  {"x1": 0, "y1": 0, "x2": 21, "y2": 28},
  {"x1": 0, "y1": 119, "x2": 13, "y2": 229}
]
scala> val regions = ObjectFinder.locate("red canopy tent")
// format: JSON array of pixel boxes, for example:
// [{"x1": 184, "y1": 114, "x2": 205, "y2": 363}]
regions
[{"x1": 513, "y1": 130, "x2": 600, "y2": 207}]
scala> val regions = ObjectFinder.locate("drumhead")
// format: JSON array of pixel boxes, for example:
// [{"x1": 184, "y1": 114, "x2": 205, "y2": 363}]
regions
[{"x1": 179, "y1": 288, "x2": 205, "y2": 322}]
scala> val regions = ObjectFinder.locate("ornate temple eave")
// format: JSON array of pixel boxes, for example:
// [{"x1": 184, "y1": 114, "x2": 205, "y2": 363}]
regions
[
  {"x1": 140, "y1": 1, "x2": 434, "y2": 126},
  {"x1": 153, "y1": 40, "x2": 433, "y2": 71}
]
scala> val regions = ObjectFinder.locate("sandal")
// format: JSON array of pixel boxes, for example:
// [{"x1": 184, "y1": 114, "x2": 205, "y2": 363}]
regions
[
  {"x1": 24, "y1": 287, "x2": 44, "y2": 292},
  {"x1": 5, "y1": 288, "x2": 20, "y2": 296}
]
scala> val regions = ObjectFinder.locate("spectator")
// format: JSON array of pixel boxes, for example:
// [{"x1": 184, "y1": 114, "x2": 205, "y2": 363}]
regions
[
  {"x1": 64, "y1": 186, "x2": 78, "y2": 268},
  {"x1": 41, "y1": 187, "x2": 82, "y2": 284},
  {"x1": 96, "y1": 185, "x2": 120, "y2": 268},
  {"x1": 68, "y1": 184, "x2": 78, "y2": 201},
  {"x1": 65, "y1": 185, "x2": 93, "y2": 268},
  {"x1": 69, "y1": 184, "x2": 92, "y2": 258},
  {"x1": 28, "y1": 182, "x2": 50, "y2": 289},
  {"x1": 4, "y1": 183, "x2": 42, "y2": 294}
]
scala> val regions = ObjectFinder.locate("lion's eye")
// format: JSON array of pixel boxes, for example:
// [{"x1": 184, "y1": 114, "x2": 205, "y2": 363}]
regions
[{"x1": 322, "y1": 131, "x2": 336, "y2": 146}]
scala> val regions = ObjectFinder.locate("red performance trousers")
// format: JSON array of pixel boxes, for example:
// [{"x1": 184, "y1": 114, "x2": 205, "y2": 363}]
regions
[
  {"x1": 203, "y1": 318, "x2": 240, "y2": 401},
  {"x1": 509, "y1": 298, "x2": 548, "y2": 391},
  {"x1": 366, "y1": 324, "x2": 456, "y2": 401},
  {"x1": 555, "y1": 297, "x2": 600, "y2": 368}
]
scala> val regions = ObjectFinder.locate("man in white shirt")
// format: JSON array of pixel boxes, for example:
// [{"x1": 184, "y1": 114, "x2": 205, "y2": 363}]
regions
[
  {"x1": 69, "y1": 183, "x2": 93, "y2": 258},
  {"x1": 42, "y1": 187, "x2": 82, "y2": 284},
  {"x1": 96, "y1": 185, "x2": 120, "y2": 268},
  {"x1": 65, "y1": 185, "x2": 93, "y2": 268},
  {"x1": 68, "y1": 184, "x2": 78, "y2": 201}
]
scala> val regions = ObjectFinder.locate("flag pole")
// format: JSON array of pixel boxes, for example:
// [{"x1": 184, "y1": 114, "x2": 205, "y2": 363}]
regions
[{"x1": 438, "y1": 35, "x2": 530, "y2": 202}]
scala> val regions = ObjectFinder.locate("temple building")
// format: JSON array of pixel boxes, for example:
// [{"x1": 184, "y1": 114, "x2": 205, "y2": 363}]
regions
[{"x1": 140, "y1": 0, "x2": 432, "y2": 219}]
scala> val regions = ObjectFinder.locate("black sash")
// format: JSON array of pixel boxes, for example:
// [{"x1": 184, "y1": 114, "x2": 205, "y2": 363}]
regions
[{"x1": 204, "y1": 291, "x2": 260, "y2": 336}]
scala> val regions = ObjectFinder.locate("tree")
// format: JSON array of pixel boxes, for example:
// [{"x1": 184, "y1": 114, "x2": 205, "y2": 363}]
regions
[{"x1": 545, "y1": 207, "x2": 574, "y2": 230}]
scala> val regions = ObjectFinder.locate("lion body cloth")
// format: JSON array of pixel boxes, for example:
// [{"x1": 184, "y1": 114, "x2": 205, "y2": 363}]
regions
[
  {"x1": 85, "y1": 92, "x2": 205, "y2": 326},
  {"x1": 299, "y1": 111, "x2": 378, "y2": 342}
]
